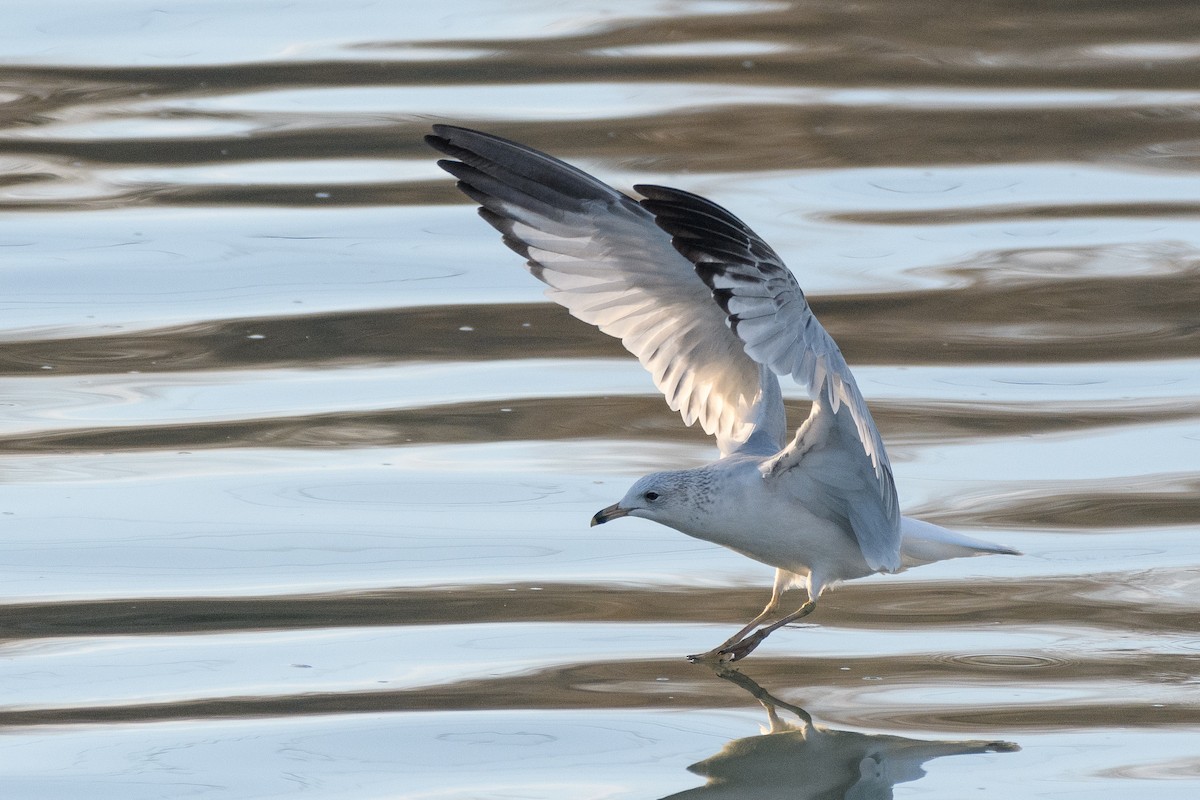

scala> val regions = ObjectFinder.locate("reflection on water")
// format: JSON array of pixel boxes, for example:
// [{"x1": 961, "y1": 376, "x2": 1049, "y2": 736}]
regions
[
  {"x1": 2, "y1": 0, "x2": 1200, "y2": 797},
  {"x1": 665, "y1": 666, "x2": 1017, "y2": 799}
]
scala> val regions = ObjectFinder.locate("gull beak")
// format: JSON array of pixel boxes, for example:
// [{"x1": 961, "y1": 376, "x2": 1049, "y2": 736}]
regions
[{"x1": 590, "y1": 503, "x2": 630, "y2": 527}]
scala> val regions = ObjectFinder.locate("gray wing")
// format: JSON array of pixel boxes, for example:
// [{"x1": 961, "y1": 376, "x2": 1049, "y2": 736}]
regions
[
  {"x1": 637, "y1": 184, "x2": 901, "y2": 571},
  {"x1": 426, "y1": 125, "x2": 786, "y2": 457}
]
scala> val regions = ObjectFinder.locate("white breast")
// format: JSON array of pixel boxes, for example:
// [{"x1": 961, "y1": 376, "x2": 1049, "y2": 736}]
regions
[{"x1": 670, "y1": 458, "x2": 876, "y2": 587}]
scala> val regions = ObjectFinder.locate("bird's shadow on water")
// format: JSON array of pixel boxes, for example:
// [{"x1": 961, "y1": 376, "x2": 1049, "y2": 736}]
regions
[{"x1": 661, "y1": 664, "x2": 1019, "y2": 800}]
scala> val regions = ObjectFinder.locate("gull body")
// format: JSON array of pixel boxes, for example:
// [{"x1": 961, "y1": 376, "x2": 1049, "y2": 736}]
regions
[
  {"x1": 609, "y1": 458, "x2": 873, "y2": 596},
  {"x1": 427, "y1": 125, "x2": 1018, "y2": 660},
  {"x1": 600, "y1": 449, "x2": 1016, "y2": 610}
]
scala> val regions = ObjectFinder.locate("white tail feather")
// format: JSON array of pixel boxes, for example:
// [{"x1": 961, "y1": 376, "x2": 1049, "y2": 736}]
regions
[{"x1": 899, "y1": 517, "x2": 1019, "y2": 568}]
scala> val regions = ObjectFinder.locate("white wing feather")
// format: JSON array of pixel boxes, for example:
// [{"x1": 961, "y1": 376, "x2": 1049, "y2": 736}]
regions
[
  {"x1": 428, "y1": 126, "x2": 899, "y2": 569},
  {"x1": 637, "y1": 184, "x2": 901, "y2": 570},
  {"x1": 427, "y1": 125, "x2": 783, "y2": 456}
]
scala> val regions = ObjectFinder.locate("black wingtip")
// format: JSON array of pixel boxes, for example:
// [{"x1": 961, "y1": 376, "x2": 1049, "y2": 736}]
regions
[
  {"x1": 425, "y1": 129, "x2": 461, "y2": 157},
  {"x1": 632, "y1": 183, "x2": 672, "y2": 200},
  {"x1": 429, "y1": 124, "x2": 529, "y2": 151},
  {"x1": 691, "y1": 260, "x2": 729, "y2": 294},
  {"x1": 425, "y1": 125, "x2": 622, "y2": 208},
  {"x1": 635, "y1": 183, "x2": 755, "y2": 228},
  {"x1": 710, "y1": 286, "x2": 736, "y2": 311}
]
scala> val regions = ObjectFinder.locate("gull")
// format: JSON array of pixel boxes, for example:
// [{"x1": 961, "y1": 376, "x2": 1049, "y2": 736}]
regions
[{"x1": 426, "y1": 125, "x2": 1019, "y2": 662}]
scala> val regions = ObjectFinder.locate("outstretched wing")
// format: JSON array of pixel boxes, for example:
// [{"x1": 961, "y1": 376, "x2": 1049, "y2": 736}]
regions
[
  {"x1": 637, "y1": 184, "x2": 901, "y2": 571},
  {"x1": 426, "y1": 125, "x2": 785, "y2": 456}
]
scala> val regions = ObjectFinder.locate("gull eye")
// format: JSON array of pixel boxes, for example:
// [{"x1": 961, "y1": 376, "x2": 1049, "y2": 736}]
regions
[{"x1": 644, "y1": 491, "x2": 660, "y2": 501}]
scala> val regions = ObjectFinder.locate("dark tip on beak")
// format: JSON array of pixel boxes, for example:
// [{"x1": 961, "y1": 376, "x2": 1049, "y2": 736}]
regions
[{"x1": 590, "y1": 503, "x2": 629, "y2": 527}]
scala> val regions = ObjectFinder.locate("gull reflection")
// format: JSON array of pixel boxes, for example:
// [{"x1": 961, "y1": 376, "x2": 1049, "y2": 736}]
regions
[{"x1": 664, "y1": 667, "x2": 1018, "y2": 799}]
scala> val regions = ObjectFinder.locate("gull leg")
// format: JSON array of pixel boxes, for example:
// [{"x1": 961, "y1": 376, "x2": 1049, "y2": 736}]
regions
[
  {"x1": 688, "y1": 570, "x2": 790, "y2": 662},
  {"x1": 717, "y1": 600, "x2": 816, "y2": 662},
  {"x1": 717, "y1": 584, "x2": 784, "y2": 649}
]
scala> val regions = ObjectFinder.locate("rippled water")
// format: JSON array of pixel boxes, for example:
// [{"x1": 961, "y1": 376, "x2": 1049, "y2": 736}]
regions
[{"x1": 3, "y1": 1, "x2": 1200, "y2": 797}]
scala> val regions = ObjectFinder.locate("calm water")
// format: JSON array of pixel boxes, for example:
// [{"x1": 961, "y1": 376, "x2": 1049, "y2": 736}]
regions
[{"x1": 3, "y1": 1, "x2": 1200, "y2": 797}]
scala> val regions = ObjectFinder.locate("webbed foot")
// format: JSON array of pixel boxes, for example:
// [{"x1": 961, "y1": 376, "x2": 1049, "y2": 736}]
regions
[
  {"x1": 687, "y1": 629, "x2": 769, "y2": 663},
  {"x1": 715, "y1": 629, "x2": 768, "y2": 662}
]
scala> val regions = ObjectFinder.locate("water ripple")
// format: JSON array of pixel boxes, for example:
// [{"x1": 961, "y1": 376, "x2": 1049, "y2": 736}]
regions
[{"x1": 3, "y1": 1, "x2": 1200, "y2": 796}]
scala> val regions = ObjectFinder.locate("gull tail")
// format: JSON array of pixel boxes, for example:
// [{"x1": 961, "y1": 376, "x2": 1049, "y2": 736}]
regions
[{"x1": 899, "y1": 516, "x2": 1020, "y2": 567}]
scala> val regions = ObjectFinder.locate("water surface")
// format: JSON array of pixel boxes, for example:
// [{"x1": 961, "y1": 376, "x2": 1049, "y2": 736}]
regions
[{"x1": 2, "y1": 1, "x2": 1200, "y2": 797}]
